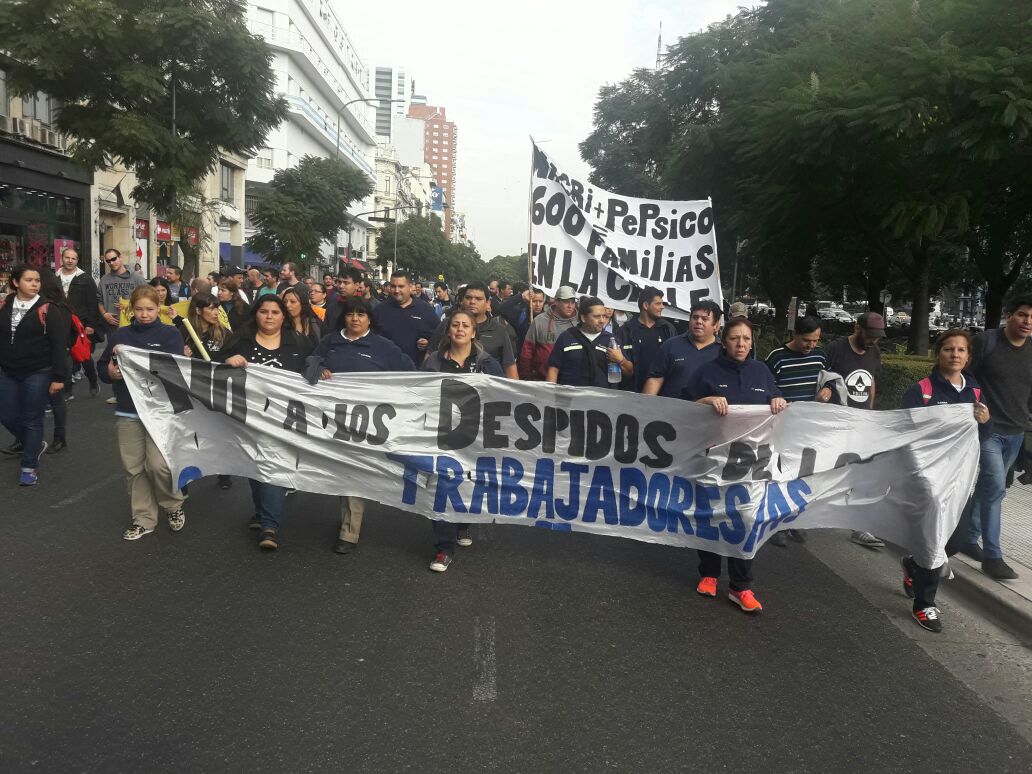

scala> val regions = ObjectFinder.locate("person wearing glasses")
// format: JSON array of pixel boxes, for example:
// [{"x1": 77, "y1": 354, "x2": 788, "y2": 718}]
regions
[{"x1": 97, "y1": 249, "x2": 147, "y2": 404}]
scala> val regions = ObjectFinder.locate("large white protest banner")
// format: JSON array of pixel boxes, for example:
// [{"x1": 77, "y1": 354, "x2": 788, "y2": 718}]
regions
[
  {"x1": 120, "y1": 348, "x2": 978, "y2": 567},
  {"x1": 529, "y1": 144, "x2": 722, "y2": 320}
]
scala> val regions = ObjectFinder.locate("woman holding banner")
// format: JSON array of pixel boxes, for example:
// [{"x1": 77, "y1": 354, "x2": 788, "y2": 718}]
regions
[
  {"x1": 683, "y1": 317, "x2": 786, "y2": 613},
  {"x1": 176, "y1": 294, "x2": 234, "y2": 491},
  {"x1": 421, "y1": 309, "x2": 503, "y2": 572},
  {"x1": 98, "y1": 285, "x2": 188, "y2": 539},
  {"x1": 545, "y1": 296, "x2": 631, "y2": 388},
  {"x1": 219, "y1": 295, "x2": 314, "y2": 550},
  {"x1": 307, "y1": 295, "x2": 414, "y2": 556},
  {"x1": 899, "y1": 329, "x2": 991, "y2": 633}
]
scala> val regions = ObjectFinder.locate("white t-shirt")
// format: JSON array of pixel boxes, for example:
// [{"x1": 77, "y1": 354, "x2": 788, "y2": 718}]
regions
[
  {"x1": 59, "y1": 267, "x2": 83, "y2": 294},
  {"x1": 10, "y1": 295, "x2": 40, "y2": 340}
]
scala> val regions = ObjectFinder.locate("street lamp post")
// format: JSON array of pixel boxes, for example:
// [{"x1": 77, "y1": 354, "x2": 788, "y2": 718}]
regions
[{"x1": 334, "y1": 97, "x2": 406, "y2": 160}]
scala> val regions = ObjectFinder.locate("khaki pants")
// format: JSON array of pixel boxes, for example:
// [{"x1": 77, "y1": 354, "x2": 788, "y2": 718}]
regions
[
  {"x1": 338, "y1": 496, "x2": 367, "y2": 543},
  {"x1": 116, "y1": 418, "x2": 185, "y2": 529}
]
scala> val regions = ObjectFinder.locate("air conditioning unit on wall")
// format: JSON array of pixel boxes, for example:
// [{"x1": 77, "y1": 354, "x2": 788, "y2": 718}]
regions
[
  {"x1": 29, "y1": 122, "x2": 42, "y2": 142},
  {"x1": 14, "y1": 118, "x2": 30, "y2": 138},
  {"x1": 44, "y1": 130, "x2": 59, "y2": 147},
  {"x1": 0, "y1": 115, "x2": 11, "y2": 134}
]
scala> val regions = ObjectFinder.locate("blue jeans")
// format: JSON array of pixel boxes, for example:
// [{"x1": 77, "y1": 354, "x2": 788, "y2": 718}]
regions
[
  {"x1": 249, "y1": 479, "x2": 288, "y2": 531},
  {"x1": 0, "y1": 368, "x2": 52, "y2": 469},
  {"x1": 962, "y1": 432, "x2": 1024, "y2": 559}
]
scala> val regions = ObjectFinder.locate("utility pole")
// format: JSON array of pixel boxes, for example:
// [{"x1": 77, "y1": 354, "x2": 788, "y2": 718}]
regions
[{"x1": 656, "y1": 22, "x2": 663, "y2": 70}]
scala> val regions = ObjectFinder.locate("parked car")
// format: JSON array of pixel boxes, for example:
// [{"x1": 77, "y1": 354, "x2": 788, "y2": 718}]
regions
[
  {"x1": 833, "y1": 310, "x2": 855, "y2": 324},
  {"x1": 888, "y1": 312, "x2": 911, "y2": 326}
]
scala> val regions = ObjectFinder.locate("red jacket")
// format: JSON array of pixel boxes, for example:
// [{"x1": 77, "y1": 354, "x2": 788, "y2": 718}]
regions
[{"x1": 518, "y1": 309, "x2": 576, "y2": 380}]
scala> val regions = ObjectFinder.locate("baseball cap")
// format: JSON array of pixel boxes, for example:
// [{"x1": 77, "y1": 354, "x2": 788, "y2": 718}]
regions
[
  {"x1": 729, "y1": 302, "x2": 748, "y2": 318},
  {"x1": 859, "y1": 312, "x2": 886, "y2": 337},
  {"x1": 554, "y1": 286, "x2": 577, "y2": 301}
]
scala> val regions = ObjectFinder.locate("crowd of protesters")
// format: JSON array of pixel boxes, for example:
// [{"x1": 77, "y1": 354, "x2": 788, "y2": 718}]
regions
[{"x1": 3, "y1": 251, "x2": 1031, "y2": 635}]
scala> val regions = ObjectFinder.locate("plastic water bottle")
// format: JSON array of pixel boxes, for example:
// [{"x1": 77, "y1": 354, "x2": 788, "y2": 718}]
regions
[{"x1": 607, "y1": 336, "x2": 622, "y2": 384}]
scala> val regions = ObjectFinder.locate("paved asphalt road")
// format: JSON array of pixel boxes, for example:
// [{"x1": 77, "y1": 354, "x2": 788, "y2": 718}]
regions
[{"x1": 2, "y1": 390, "x2": 1031, "y2": 773}]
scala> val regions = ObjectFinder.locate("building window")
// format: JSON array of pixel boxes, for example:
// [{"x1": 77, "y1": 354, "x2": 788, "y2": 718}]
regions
[
  {"x1": 22, "y1": 92, "x2": 52, "y2": 125},
  {"x1": 220, "y1": 163, "x2": 235, "y2": 201}
]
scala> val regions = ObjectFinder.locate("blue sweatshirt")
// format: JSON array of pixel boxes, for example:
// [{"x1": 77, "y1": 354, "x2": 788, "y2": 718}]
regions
[
  {"x1": 902, "y1": 368, "x2": 991, "y2": 440},
  {"x1": 309, "y1": 329, "x2": 414, "y2": 378},
  {"x1": 682, "y1": 352, "x2": 782, "y2": 405},
  {"x1": 372, "y1": 298, "x2": 438, "y2": 365},
  {"x1": 98, "y1": 320, "x2": 184, "y2": 416}
]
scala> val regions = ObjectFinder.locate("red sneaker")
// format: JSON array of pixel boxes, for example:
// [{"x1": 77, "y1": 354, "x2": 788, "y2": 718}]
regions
[
  {"x1": 728, "y1": 589, "x2": 763, "y2": 612},
  {"x1": 696, "y1": 577, "x2": 718, "y2": 597}
]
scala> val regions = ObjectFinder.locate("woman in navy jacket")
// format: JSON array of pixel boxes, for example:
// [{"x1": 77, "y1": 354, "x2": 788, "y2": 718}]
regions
[
  {"x1": 683, "y1": 317, "x2": 786, "y2": 613},
  {"x1": 308, "y1": 295, "x2": 414, "y2": 555},
  {"x1": 900, "y1": 329, "x2": 991, "y2": 634}
]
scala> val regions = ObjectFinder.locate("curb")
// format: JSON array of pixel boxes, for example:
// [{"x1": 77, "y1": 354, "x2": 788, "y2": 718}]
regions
[{"x1": 947, "y1": 554, "x2": 1032, "y2": 641}]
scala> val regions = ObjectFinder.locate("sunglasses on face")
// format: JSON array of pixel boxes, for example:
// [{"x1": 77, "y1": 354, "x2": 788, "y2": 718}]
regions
[{"x1": 104, "y1": 257, "x2": 119, "y2": 264}]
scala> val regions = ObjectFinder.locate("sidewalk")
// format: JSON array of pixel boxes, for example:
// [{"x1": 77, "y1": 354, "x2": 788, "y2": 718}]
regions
[{"x1": 950, "y1": 480, "x2": 1032, "y2": 635}]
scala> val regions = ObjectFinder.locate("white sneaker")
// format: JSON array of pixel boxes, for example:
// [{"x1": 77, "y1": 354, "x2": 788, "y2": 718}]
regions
[{"x1": 105, "y1": 396, "x2": 117, "y2": 405}]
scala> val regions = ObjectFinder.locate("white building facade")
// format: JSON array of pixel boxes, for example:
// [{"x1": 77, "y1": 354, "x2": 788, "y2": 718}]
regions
[{"x1": 244, "y1": 0, "x2": 377, "y2": 272}]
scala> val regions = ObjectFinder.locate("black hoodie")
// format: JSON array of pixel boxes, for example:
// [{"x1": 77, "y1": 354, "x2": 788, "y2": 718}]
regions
[{"x1": 0, "y1": 293, "x2": 70, "y2": 381}]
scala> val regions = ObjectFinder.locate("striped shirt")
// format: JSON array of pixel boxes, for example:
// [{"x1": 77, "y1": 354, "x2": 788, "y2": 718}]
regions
[{"x1": 764, "y1": 345, "x2": 827, "y2": 402}]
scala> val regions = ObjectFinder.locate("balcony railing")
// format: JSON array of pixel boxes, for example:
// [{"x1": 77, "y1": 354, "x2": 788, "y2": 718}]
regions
[{"x1": 248, "y1": 17, "x2": 374, "y2": 137}]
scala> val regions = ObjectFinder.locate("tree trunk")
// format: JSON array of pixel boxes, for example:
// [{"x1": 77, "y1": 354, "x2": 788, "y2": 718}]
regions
[
  {"x1": 983, "y1": 279, "x2": 1006, "y2": 330},
  {"x1": 907, "y1": 243, "x2": 931, "y2": 356}
]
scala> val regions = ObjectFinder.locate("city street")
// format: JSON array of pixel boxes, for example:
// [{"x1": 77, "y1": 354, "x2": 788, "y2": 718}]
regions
[{"x1": 2, "y1": 391, "x2": 1032, "y2": 773}]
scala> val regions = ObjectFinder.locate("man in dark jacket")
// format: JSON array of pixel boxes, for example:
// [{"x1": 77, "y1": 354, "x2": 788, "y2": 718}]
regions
[{"x1": 57, "y1": 247, "x2": 102, "y2": 396}]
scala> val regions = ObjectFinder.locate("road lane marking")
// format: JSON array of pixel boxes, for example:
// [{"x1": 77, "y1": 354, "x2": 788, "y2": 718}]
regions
[
  {"x1": 49, "y1": 473, "x2": 123, "y2": 509},
  {"x1": 473, "y1": 616, "x2": 497, "y2": 703}
]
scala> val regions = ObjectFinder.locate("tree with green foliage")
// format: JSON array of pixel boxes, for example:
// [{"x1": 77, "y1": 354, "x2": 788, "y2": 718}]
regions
[
  {"x1": 581, "y1": 0, "x2": 1032, "y2": 353},
  {"x1": 247, "y1": 155, "x2": 372, "y2": 268},
  {"x1": 482, "y1": 254, "x2": 530, "y2": 286},
  {"x1": 0, "y1": 0, "x2": 286, "y2": 213}
]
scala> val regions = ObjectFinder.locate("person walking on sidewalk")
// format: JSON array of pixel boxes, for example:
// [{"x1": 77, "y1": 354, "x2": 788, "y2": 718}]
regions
[
  {"x1": 0, "y1": 265, "x2": 69, "y2": 485},
  {"x1": 57, "y1": 247, "x2": 101, "y2": 398},
  {"x1": 900, "y1": 329, "x2": 992, "y2": 631},
  {"x1": 948, "y1": 295, "x2": 1032, "y2": 579},
  {"x1": 98, "y1": 285, "x2": 187, "y2": 540},
  {"x1": 826, "y1": 311, "x2": 886, "y2": 549}
]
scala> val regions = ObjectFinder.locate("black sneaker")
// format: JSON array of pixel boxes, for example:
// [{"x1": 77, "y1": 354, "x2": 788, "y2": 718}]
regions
[
  {"x1": 957, "y1": 542, "x2": 984, "y2": 561},
  {"x1": 912, "y1": 606, "x2": 943, "y2": 633},
  {"x1": 769, "y1": 531, "x2": 788, "y2": 547},
  {"x1": 47, "y1": 438, "x2": 67, "y2": 454},
  {"x1": 334, "y1": 539, "x2": 355, "y2": 554},
  {"x1": 788, "y1": 529, "x2": 807, "y2": 543},
  {"x1": 982, "y1": 558, "x2": 1019, "y2": 580},
  {"x1": 457, "y1": 527, "x2": 473, "y2": 547},
  {"x1": 89, "y1": 384, "x2": 100, "y2": 397},
  {"x1": 258, "y1": 529, "x2": 279, "y2": 550},
  {"x1": 218, "y1": 475, "x2": 232, "y2": 490},
  {"x1": 901, "y1": 555, "x2": 915, "y2": 599},
  {"x1": 247, "y1": 514, "x2": 261, "y2": 530},
  {"x1": 65, "y1": 394, "x2": 74, "y2": 402},
  {"x1": 1, "y1": 441, "x2": 23, "y2": 457}
]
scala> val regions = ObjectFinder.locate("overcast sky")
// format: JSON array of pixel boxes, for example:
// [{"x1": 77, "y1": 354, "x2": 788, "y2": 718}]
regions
[{"x1": 342, "y1": 0, "x2": 746, "y2": 259}]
